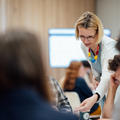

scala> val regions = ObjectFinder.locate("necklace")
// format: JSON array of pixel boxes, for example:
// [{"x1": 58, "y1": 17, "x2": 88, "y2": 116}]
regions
[{"x1": 88, "y1": 45, "x2": 99, "y2": 63}]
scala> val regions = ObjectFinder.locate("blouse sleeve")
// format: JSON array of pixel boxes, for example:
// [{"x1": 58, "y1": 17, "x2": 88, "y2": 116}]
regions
[{"x1": 95, "y1": 37, "x2": 119, "y2": 101}]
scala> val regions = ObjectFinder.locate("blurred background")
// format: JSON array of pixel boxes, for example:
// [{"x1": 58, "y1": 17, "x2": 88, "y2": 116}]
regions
[{"x1": 0, "y1": 0, "x2": 119, "y2": 81}]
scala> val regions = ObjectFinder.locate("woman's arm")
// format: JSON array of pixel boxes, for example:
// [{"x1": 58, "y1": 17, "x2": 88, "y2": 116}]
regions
[
  {"x1": 75, "y1": 93, "x2": 98, "y2": 112},
  {"x1": 96, "y1": 37, "x2": 119, "y2": 101}
]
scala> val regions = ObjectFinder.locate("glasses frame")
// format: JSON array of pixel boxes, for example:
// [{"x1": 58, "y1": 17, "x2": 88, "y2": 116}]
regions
[{"x1": 79, "y1": 32, "x2": 97, "y2": 41}]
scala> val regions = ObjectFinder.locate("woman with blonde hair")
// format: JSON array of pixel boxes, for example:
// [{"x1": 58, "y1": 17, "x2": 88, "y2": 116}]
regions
[
  {"x1": 75, "y1": 11, "x2": 119, "y2": 112},
  {"x1": 63, "y1": 61, "x2": 101, "y2": 116}
]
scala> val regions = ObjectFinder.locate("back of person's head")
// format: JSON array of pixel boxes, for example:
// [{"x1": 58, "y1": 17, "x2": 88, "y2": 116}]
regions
[
  {"x1": 108, "y1": 55, "x2": 120, "y2": 71},
  {"x1": 63, "y1": 61, "x2": 82, "y2": 90},
  {"x1": 0, "y1": 29, "x2": 51, "y2": 102},
  {"x1": 81, "y1": 60, "x2": 91, "y2": 69}
]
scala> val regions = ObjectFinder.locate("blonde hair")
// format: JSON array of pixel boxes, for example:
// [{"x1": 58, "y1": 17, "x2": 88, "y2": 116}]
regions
[{"x1": 75, "y1": 11, "x2": 104, "y2": 43}]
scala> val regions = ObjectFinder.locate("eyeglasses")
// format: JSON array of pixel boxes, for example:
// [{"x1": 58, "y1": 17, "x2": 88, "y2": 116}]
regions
[{"x1": 79, "y1": 33, "x2": 96, "y2": 41}]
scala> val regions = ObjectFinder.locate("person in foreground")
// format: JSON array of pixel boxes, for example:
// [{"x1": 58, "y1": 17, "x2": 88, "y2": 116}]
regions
[
  {"x1": 75, "y1": 11, "x2": 119, "y2": 112},
  {"x1": 0, "y1": 29, "x2": 78, "y2": 120}
]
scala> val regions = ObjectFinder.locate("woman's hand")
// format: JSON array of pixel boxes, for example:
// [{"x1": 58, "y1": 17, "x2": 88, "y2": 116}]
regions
[{"x1": 74, "y1": 94, "x2": 98, "y2": 112}]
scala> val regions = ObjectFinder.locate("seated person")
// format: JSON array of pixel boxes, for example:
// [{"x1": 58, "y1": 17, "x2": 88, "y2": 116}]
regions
[
  {"x1": 62, "y1": 61, "x2": 101, "y2": 116},
  {"x1": 82, "y1": 60, "x2": 96, "y2": 90},
  {"x1": 0, "y1": 29, "x2": 78, "y2": 120},
  {"x1": 102, "y1": 36, "x2": 120, "y2": 120},
  {"x1": 102, "y1": 55, "x2": 120, "y2": 119},
  {"x1": 50, "y1": 77, "x2": 72, "y2": 113}
]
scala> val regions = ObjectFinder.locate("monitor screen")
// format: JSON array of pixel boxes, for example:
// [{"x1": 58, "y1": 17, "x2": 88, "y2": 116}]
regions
[{"x1": 48, "y1": 28, "x2": 111, "y2": 68}]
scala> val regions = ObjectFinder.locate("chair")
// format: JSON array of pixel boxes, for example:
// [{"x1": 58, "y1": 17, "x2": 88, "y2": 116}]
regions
[{"x1": 64, "y1": 92, "x2": 81, "y2": 116}]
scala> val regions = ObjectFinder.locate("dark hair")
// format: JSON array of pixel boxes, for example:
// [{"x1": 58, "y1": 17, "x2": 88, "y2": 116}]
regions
[
  {"x1": 109, "y1": 55, "x2": 120, "y2": 71},
  {"x1": 0, "y1": 29, "x2": 52, "y2": 102},
  {"x1": 81, "y1": 60, "x2": 91, "y2": 68}
]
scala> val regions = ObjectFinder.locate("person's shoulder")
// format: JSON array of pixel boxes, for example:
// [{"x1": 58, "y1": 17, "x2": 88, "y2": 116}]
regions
[
  {"x1": 0, "y1": 88, "x2": 78, "y2": 120},
  {"x1": 76, "y1": 77, "x2": 85, "y2": 81},
  {"x1": 102, "y1": 35, "x2": 117, "y2": 47},
  {"x1": 101, "y1": 35, "x2": 118, "y2": 54}
]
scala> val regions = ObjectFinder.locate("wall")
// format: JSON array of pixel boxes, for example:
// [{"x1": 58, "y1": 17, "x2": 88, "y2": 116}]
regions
[
  {"x1": 0, "y1": 0, "x2": 95, "y2": 80},
  {"x1": 96, "y1": 0, "x2": 120, "y2": 39}
]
